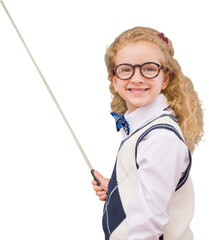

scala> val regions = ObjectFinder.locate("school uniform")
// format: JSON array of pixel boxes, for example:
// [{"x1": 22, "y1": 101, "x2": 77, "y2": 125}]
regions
[{"x1": 103, "y1": 94, "x2": 194, "y2": 240}]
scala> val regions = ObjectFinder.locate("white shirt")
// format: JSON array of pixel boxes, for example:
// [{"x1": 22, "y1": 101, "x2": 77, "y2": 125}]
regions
[{"x1": 119, "y1": 94, "x2": 190, "y2": 240}]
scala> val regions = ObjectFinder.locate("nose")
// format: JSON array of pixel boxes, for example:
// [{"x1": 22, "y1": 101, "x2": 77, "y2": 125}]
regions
[{"x1": 130, "y1": 67, "x2": 145, "y2": 83}]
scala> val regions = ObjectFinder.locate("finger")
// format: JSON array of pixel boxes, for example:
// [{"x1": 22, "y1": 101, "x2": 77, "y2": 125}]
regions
[
  {"x1": 92, "y1": 179, "x2": 97, "y2": 185},
  {"x1": 99, "y1": 193, "x2": 107, "y2": 201},
  {"x1": 94, "y1": 186, "x2": 103, "y2": 192},
  {"x1": 96, "y1": 190, "x2": 107, "y2": 197}
]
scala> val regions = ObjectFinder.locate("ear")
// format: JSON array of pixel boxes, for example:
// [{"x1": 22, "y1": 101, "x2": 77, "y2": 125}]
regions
[
  {"x1": 112, "y1": 75, "x2": 118, "y2": 92},
  {"x1": 161, "y1": 71, "x2": 171, "y2": 90}
]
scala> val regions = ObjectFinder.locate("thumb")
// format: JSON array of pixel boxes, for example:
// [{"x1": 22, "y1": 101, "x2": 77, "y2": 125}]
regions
[
  {"x1": 94, "y1": 170, "x2": 104, "y2": 180},
  {"x1": 92, "y1": 170, "x2": 103, "y2": 186},
  {"x1": 93, "y1": 170, "x2": 108, "y2": 191}
]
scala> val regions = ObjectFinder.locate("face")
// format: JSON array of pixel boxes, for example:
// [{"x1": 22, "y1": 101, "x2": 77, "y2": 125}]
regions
[{"x1": 113, "y1": 42, "x2": 169, "y2": 113}]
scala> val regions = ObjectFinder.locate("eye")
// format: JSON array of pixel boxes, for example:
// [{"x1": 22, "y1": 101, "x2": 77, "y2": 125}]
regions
[
  {"x1": 146, "y1": 67, "x2": 154, "y2": 72},
  {"x1": 143, "y1": 66, "x2": 157, "y2": 72},
  {"x1": 118, "y1": 65, "x2": 132, "y2": 73},
  {"x1": 142, "y1": 64, "x2": 158, "y2": 73}
]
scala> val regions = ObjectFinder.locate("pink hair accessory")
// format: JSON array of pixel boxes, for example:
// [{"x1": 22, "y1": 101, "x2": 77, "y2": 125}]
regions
[{"x1": 157, "y1": 33, "x2": 168, "y2": 44}]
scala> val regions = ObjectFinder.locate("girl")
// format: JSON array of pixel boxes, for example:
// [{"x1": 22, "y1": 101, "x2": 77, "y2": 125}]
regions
[{"x1": 92, "y1": 27, "x2": 204, "y2": 240}]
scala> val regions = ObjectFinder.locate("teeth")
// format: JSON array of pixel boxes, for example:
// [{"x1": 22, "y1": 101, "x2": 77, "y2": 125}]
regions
[{"x1": 129, "y1": 88, "x2": 147, "y2": 92}]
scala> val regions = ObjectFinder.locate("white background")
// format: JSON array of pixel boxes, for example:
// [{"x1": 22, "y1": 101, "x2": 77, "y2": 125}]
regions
[{"x1": 0, "y1": 0, "x2": 208, "y2": 239}]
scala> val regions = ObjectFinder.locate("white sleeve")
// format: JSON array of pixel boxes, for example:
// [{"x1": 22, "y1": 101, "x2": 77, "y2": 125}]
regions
[{"x1": 126, "y1": 129, "x2": 189, "y2": 240}]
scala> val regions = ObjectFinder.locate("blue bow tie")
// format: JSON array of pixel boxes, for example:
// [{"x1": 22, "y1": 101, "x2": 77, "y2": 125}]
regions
[{"x1": 111, "y1": 112, "x2": 130, "y2": 135}]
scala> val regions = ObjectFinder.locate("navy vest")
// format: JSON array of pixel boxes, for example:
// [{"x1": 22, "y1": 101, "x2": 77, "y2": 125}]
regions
[{"x1": 102, "y1": 115, "x2": 192, "y2": 240}]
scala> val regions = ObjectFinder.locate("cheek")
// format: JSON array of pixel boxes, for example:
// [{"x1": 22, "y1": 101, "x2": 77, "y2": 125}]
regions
[
  {"x1": 154, "y1": 76, "x2": 166, "y2": 91},
  {"x1": 113, "y1": 77, "x2": 127, "y2": 92},
  {"x1": 147, "y1": 81, "x2": 159, "y2": 91}
]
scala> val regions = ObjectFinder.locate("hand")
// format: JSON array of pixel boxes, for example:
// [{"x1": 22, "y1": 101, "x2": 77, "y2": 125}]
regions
[{"x1": 92, "y1": 171, "x2": 109, "y2": 201}]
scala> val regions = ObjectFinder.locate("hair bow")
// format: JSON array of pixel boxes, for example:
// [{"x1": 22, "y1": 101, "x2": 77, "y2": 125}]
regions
[
  {"x1": 157, "y1": 33, "x2": 169, "y2": 44},
  {"x1": 111, "y1": 112, "x2": 130, "y2": 135}
]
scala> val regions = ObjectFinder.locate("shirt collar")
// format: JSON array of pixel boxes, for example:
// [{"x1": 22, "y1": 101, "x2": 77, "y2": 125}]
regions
[{"x1": 120, "y1": 94, "x2": 170, "y2": 139}]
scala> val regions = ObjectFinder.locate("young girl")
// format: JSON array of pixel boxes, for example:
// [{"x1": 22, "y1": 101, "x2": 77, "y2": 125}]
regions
[{"x1": 92, "y1": 27, "x2": 204, "y2": 240}]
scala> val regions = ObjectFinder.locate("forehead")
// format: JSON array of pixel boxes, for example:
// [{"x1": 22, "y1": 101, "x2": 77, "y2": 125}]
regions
[{"x1": 115, "y1": 42, "x2": 165, "y2": 65}]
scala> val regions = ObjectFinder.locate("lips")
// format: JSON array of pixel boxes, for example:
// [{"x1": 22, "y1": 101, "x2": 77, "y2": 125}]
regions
[{"x1": 127, "y1": 88, "x2": 149, "y2": 94}]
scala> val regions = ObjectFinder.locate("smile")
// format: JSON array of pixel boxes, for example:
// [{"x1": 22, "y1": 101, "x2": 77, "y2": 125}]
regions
[{"x1": 127, "y1": 88, "x2": 149, "y2": 94}]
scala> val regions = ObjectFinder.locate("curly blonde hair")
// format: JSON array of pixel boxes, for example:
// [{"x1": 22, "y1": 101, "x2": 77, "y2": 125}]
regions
[{"x1": 105, "y1": 26, "x2": 204, "y2": 153}]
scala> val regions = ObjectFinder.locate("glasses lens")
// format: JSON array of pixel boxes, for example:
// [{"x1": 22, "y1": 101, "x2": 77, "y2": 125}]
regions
[
  {"x1": 116, "y1": 64, "x2": 133, "y2": 79},
  {"x1": 141, "y1": 63, "x2": 159, "y2": 78}
]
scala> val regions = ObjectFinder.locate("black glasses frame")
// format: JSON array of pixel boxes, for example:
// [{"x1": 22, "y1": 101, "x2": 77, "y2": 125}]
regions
[{"x1": 112, "y1": 62, "x2": 169, "y2": 80}]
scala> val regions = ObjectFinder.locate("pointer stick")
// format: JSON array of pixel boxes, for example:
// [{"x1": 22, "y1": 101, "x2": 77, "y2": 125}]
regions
[{"x1": 0, "y1": 0, "x2": 101, "y2": 186}]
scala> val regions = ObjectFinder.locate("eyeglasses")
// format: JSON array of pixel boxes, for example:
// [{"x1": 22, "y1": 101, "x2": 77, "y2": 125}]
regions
[{"x1": 112, "y1": 62, "x2": 168, "y2": 80}]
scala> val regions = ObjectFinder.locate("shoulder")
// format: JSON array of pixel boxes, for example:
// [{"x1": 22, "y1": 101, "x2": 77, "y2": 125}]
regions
[
  {"x1": 136, "y1": 127, "x2": 189, "y2": 169},
  {"x1": 136, "y1": 126, "x2": 189, "y2": 159},
  {"x1": 142, "y1": 126, "x2": 183, "y2": 143}
]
